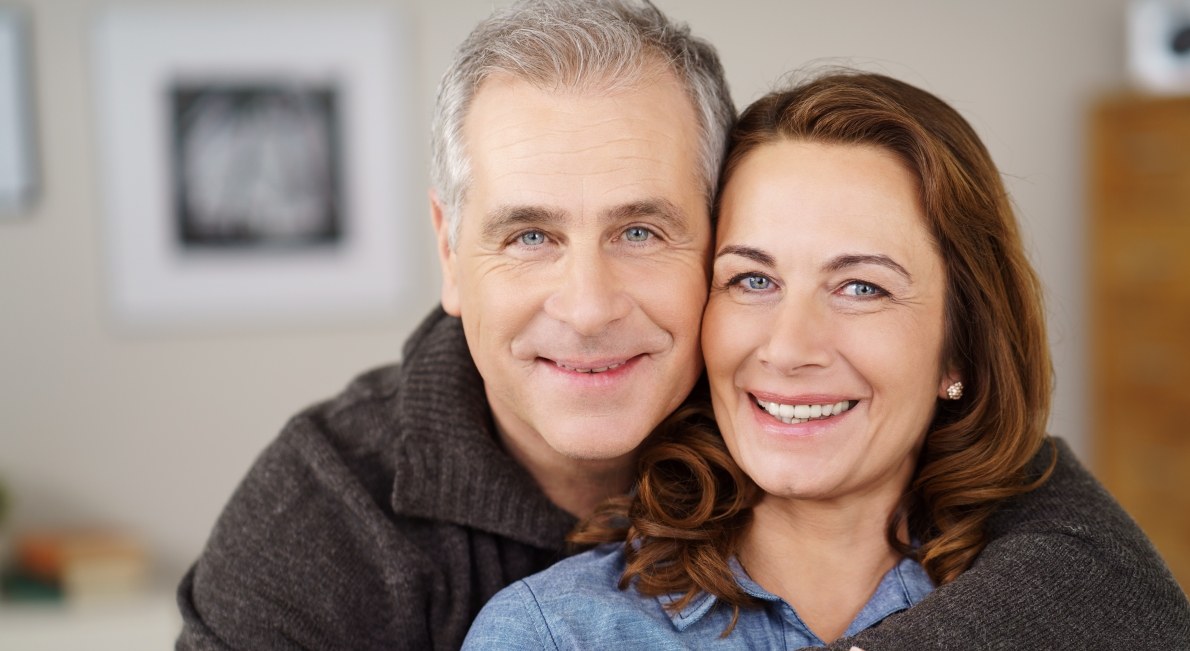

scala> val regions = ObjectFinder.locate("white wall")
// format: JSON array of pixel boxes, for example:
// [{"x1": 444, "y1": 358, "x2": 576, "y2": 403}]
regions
[{"x1": 0, "y1": 0, "x2": 1130, "y2": 584}]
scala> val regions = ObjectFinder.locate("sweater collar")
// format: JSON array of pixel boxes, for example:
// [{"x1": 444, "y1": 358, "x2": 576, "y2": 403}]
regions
[{"x1": 387, "y1": 307, "x2": 577, "y2": 551}]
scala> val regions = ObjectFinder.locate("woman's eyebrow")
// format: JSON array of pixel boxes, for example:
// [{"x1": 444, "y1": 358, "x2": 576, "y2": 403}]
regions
[
  {"x1": 824, "y1": 253, "x2": 912, "y2": 280},
  {"x1": 714, "y1": 244, "x2": 774, "y2": 266}
]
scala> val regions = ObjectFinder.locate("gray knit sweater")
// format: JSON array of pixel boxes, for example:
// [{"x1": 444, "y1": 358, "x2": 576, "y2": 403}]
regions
[{"x1": 177, "y1": 308, "x2": 1190, "y2": 650}]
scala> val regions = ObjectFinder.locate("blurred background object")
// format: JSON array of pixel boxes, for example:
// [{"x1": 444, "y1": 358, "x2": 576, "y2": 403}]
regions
[
  {"x1": 0, "y1": 0, "x2": 1187, "y2": 647},
  {"x1": 93, "y1": 5, "x2": 414, "y2": 332},
  {"x1": 1089, "y1": 92, "x2": 1190, "y2": 591},
  {"x1": 0, "y1": 4, "x2": 39, "y2": 216},
  {"x1": 1128, "y1": 0, "x2": 1190, "y2": 92}
]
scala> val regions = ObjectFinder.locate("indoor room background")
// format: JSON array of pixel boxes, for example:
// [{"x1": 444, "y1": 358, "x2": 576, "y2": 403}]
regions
[{"x1": 1, "y1": 0, "x2": 1186, "y2": 644}]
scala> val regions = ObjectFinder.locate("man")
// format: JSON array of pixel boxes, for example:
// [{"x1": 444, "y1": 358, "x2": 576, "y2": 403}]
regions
[{"x1": 178, "y1": 1, "x2": 1188, "y2": 650}]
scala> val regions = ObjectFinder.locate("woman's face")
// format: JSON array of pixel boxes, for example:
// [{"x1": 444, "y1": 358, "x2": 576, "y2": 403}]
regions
[{"x1": 704, "y1": 140, "x2": 956, "y2": 505}]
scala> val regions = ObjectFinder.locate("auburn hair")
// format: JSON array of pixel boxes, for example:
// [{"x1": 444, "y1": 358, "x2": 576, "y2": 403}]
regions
[{"x1": 572, "y1": 70, "x2": 1056, "y2": 630}]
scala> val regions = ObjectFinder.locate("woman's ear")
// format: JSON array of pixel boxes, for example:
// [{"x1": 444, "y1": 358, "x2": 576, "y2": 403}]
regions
[{"x1": 938, "y1": 367, "x2": 964, "y2": 401}]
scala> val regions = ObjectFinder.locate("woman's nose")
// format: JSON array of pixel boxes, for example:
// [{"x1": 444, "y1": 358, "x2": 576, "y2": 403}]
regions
[{"x1": 757, "y1": 295, "x2": 833, "y2": 375}]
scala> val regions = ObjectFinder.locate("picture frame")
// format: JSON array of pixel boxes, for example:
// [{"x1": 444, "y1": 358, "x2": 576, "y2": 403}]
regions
[
  {"x1": 0, "y1": 6, "x2": 38, "y2": 216},
  {"x1": 93, "y1": 6, "x2": 416, "y2": 331}
]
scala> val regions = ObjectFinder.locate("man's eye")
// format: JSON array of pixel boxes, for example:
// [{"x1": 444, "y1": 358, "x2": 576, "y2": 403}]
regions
[
  {"x1": 519, "y1": 230, "x2": 547, "y2": 246},
  {"x1": 624, "y1": 226, "x2": 652, "y2": 243}
]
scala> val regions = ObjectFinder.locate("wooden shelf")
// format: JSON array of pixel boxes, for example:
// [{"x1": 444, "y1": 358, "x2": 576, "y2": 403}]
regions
[{"x1": 1089, "y1": 94, "x2": 1190, "y2": 591}]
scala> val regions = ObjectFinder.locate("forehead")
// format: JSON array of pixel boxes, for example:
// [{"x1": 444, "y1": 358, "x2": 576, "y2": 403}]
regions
[
  {"x1": 460, "y1": 71, "x2": 705, "y2": 222},
  {"x1": 719, "y1": 141, "x2": 931, "y2": 251}
]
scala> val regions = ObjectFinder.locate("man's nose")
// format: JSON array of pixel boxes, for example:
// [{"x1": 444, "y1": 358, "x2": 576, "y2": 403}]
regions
[
  {"x1": 543, "y1": 247, "x2": 632, "y2": 336},
  {"x1": 757, "y1": 294, "x2": 833, "y2": 374}
]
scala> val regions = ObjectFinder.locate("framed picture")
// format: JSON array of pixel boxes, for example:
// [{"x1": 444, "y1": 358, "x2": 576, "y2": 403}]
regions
[
  {"x1": 93, "y1": 6, "x2": 415, "y2": 331},
  {"x1": 0, "y1": 6, "x2": 38, "y2": 216}
]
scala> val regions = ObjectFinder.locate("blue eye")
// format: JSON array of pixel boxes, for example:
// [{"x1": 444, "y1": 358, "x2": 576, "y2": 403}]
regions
[
  {"x1": 624, "y1": 226, "x2": 652, "y2": 242},
  {"x1": 519, "y1": 230, "x2": 546, "y2": 246},
  {"x1": 743, "y1": 275, "x2": 771, "y2": 291},
  {"x1": 842, "y1": 281, "x2": 885, "y2": 297}
]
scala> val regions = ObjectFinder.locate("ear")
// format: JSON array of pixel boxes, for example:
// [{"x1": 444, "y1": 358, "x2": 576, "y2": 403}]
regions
[
  {"x1": 430, "y1": 189, "x2": 461, "y2": 316},
  {"x1": 938, "y1": 365, "x2": 963, "y2": 400}
]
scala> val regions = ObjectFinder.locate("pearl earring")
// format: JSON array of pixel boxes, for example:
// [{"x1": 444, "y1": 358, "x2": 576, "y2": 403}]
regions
[{"x1": 946, "y1": 381, "x2": 964, "y2": 400}]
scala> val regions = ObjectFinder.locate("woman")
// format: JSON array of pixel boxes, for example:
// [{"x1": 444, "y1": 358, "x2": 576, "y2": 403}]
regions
[{"x1": 463, "y1": 69, "x2": 1060, "y2": 648}]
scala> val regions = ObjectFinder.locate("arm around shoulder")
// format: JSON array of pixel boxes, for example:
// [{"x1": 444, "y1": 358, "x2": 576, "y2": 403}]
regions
[{"x1": 821, "y1": 438, "x2": 1190, "y2": 649}]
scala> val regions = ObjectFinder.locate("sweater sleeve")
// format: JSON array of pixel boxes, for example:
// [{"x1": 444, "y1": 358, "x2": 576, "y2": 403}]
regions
[
  {"x1": 814, "y1": 437, "x2": 1190, "y2": 650},
  {"x1": 176, "y1": 416, "x2": 442, "y2": 651}
]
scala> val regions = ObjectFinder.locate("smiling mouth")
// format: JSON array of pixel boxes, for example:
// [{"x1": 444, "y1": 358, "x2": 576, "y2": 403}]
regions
[
  {"x1": 552, "y1": 360, "x2": 627, "y2": 374},
  {"x1": 754, "y1": 397, "x2": 857, "y2": 425}
]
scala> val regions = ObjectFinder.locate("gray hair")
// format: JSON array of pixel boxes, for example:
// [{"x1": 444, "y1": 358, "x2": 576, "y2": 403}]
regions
[{"x1": 430, "y1": 0, "x2": 735, "y2": 247}]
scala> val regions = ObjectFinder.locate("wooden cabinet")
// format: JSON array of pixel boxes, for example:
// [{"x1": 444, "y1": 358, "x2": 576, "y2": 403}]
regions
[{"x1": 1089, "y1": 95, "x2": 1190, "y2": 591}]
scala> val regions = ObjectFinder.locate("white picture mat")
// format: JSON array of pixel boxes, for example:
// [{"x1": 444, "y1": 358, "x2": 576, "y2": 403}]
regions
[
  {"x1": 0, "y1": 6, "x2": 36, "y2": 215},
  {"x1": 93, "y1": 6, "x2": 415, "y2": 331},
  {"x1": 1129, "y1": 0, "x2": 1190, "y2": 92}
]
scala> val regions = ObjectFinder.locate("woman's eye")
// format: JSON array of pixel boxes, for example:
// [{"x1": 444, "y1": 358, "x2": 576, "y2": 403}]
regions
[
  {"x1": 841, "y1": 281, "x2": 885, "y2": 297},
  {"x1": 518, "y1": 230, "x2": 547, "y2": 246},
  {"x1": 745, "y1": 276, "x2": 771, "y2": 291},
  {"x1": 725, "y1": 273, "x2": 773, "y2": 291},
  {"x1": 624, "y1": 226, "x2": 652, "y2": 243}
]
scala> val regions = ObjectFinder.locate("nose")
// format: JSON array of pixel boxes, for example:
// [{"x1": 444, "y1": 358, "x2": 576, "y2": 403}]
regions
[
  {"x1": 757, "y1": 294, "x2": 833, "y2": 374},
  {"x1": 543, "y1": 245, "x2": 633, "y2": 336}
]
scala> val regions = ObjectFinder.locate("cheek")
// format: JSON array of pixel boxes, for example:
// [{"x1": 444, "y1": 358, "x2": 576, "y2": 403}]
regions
[
  {"x1": 701, "y1": 298, "x2": 751, "y2": 383},
  {"x1": 634, "y1": 262, "x2": 708, "y2": 333},
  {"x1": 840, "y1": 316, "x2": 944, "y2": 408}
]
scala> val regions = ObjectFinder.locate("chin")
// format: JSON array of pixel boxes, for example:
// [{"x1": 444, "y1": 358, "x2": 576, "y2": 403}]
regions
[{"x1": 544, "y1": 423, "x2": 650, "y2": 462}]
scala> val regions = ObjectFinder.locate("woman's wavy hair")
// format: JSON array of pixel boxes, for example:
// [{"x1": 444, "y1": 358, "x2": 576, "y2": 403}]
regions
[{"x1": 572, "y1": 69, "x2": 1057, "y2": 631}]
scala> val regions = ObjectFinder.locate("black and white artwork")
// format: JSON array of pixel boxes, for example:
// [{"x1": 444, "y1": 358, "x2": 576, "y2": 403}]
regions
[
  {"x1": 93, "y1": 6, "x2": 416, "y2": 331},
  {"x1": 171, "y1": 83, "x2": 344, "y2": 249}
]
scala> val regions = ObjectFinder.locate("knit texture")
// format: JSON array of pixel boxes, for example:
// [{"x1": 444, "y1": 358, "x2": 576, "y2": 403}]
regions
[
  {"x1": 177, "y1": 308, "x2": 576, "y2": 651},
  {"x1": 177, "y1": 306, "x2": 1190, "y2": 650},
  {"x1": 823, "y1": 438, "x2": 1190, "y2": 650}
]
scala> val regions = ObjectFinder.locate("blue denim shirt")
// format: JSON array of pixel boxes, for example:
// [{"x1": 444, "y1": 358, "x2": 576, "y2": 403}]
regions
[{"x1": 463, "y1": 543, "x2": 934, "y2": 650}]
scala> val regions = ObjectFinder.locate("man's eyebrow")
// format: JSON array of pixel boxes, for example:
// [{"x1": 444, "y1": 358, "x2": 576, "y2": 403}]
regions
[
  {"x1": 824, "y1": 253, "x2": 912, "y2": 280},
  {"x1": 714, "y1": 244, "x2": 775, "y2": 267},
  {"x1": 603, "y1": 199, "x2": 689, "y2": 234},
  {"x1": 481, "y1": 205, "x2": 567, "y2": 241}
]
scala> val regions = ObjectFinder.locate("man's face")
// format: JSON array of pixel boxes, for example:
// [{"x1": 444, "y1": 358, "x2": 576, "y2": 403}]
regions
[{"x1": 433, "y1": 71, "x2": 709, "y2": 467}]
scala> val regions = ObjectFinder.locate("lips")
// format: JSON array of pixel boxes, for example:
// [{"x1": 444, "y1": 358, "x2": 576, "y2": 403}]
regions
[
  {"x1": 753, "y1": 395, "x2": 857, "y2": 425},
  {"x1": 552, "y1": 360, "x2": 626, "y2": 374}
]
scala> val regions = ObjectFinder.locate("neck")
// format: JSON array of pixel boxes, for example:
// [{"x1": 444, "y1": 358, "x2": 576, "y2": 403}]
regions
[
  {"x1": 494, "y1": 422, "x2": 637, "y2": 519},
  {"x1": 739, "y1": 492, "x2": 905, "y2": 643}
]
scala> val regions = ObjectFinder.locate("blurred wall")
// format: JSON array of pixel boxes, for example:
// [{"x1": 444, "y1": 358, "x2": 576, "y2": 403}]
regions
[{"x1": 0, "y1": 0, "x2": 1131, "y2": 582}]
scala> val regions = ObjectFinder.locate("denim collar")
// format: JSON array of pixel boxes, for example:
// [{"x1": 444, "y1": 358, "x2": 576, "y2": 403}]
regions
[{"x1": 659, "y1": 555, "x2": 934, "y2": 635}]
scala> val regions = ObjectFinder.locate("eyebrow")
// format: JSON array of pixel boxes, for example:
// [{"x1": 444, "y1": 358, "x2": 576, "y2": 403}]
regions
[
  {"x1": 824, "y1": 253, "x2": 912, "y2": 280},
  {"x1": 481, "y1": 198, "x2": 690, "y2": 241},
  {"x1": 714, "y1": 244, "x2": 774, "y2": 266},
  {"x1": 481, "y1": 205, "x2": 567, "y2": 241},
  {"x1": 605, "y1": 199, "x2": 690, "y2": 235},
  {"x1": 714, "y1": 247, "x2": 912, "y2": 280}
]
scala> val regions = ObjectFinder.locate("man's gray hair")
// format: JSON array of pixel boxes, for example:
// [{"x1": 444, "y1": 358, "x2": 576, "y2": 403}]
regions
[{"x1": 430, "y1": 0, "x2": 735, "y2": 247}]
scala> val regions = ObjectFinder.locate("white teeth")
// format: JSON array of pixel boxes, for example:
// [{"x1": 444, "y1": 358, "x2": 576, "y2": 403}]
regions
[
  {"x1": 755, "y1": 398, "x2": 855, "y2": 425},
  {"x1": 556, "y1": 361, "x2": 623, "y2": 374}
]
